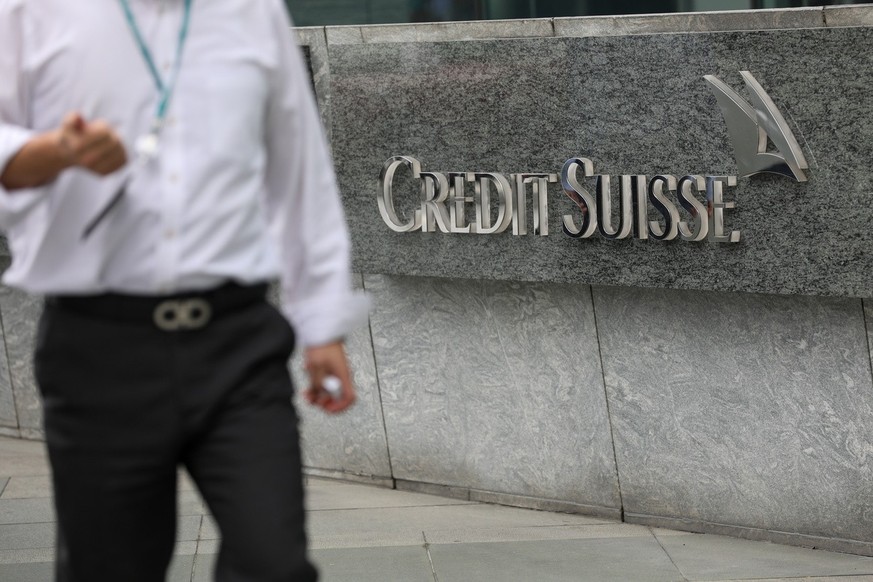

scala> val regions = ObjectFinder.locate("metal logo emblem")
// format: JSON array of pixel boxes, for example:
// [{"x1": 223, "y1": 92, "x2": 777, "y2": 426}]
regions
[{"x1": 704, "y1": 71, "x2": 808, "y2": 182}]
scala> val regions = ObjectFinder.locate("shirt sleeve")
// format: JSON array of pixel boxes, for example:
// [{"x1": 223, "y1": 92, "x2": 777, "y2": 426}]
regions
[
  {"x1": 0, "y1": 0, "x2": 43, "y2": 232},
  {"x1": 262, "y1": 1, "x2": 370, "y2": 348}
]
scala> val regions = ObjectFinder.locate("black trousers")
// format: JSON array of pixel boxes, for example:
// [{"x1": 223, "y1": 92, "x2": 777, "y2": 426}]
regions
[{"x1": 34, "y1": 284, "x2": 318, "y2": 582}]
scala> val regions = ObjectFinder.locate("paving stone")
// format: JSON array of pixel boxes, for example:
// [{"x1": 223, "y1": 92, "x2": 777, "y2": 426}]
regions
[
  {"x1": 0, "y1": 547, "x2": 54, "y2": 565},
  {"x1": 657, "y1": 533, "x2": 873, "y2": 581},
  {"x1": 0, "y1": 555, "x2": 195, "y2": 581},
  {"x1": 0, "y1": 560, "x2": 54, "y2": 581},
  {"x1": 1, "y1": 475, "x2": 52, "y2": 499},
  {"x1": 430, "y1": 537, "x2": 685, "y2": 582},
  {"x1": 0, "y1": 522, "x2": 54, "y2": 551},
  {"x1": 312, "y1": 546, "x2": 434, "y2": 582},
  {"x1": 0, "y1": 498, "x2": 54, "y2": 525}
]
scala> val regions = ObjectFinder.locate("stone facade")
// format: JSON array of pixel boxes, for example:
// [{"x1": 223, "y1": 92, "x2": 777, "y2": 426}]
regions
[{"x1": 2, "y1": 5, "x2": 872, "y2": 556}]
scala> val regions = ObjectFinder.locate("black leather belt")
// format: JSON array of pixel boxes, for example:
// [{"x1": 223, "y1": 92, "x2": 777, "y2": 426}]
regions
[{"x1": 46, "y1": 282, "x2": 269, "y2": 331}]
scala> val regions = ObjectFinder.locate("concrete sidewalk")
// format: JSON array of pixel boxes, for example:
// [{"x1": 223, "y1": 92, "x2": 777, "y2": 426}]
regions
[{"x1": 1, "y1": 437, "x2": 872, "y2": 582}]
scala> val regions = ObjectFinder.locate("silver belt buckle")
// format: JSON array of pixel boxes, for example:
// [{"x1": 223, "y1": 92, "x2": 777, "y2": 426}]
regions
[{"x1": 153, "y1": 299, "x2": 212, "y2": 331}]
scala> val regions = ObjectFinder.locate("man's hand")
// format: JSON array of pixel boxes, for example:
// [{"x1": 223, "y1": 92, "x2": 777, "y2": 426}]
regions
[
  {"x1": 57, "y1": 112, "x2": 127, "y2": 176},
  {"x1": 303, "y1": 341, "x2": 356, "y2": 414},
  {"x1": 0, "y1": 112, "x2": 127, "y2": 191}
]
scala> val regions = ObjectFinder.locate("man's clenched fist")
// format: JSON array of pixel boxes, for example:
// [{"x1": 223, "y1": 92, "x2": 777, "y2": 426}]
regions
[
  {"x1": 57, "y1": 113, "x2": 127, "y2": 176},
  {"x1": 0, "y1": 112, "x2": 127, "y2": 191}
]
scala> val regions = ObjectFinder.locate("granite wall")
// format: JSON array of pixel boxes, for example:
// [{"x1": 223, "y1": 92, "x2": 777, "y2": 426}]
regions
[
  {"x1": 295, "y1": 4, "x2": 873, "y2": 555},
  {"x1": 323, "y1": 7, "x2": 873, "y2": 299},
  {"x1": 1, "y1": 5, "x2": 872, "y2": 557}
]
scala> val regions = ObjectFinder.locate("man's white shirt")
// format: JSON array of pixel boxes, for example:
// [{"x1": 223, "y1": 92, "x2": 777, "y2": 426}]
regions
[{"x1": 0, "y1": 0, "x2": 368, "y2": 347}]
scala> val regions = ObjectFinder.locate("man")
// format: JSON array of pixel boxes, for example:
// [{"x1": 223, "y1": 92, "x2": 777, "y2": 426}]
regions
[{"x1": 0, "y1": 0, "x2": 368, "y2": 580}]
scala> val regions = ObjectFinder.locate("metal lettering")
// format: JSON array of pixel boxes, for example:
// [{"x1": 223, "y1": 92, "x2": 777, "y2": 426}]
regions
[
  {"x1": 377, "y1": 157, "x2": 744, "y2": 244},
  {"x1": 420, "y1": 171, "x2": 451, "y2": 233},
  {"x1": 447, "y1": 172, "x2": 474, "y2": 233},
  {"x1": 677, "y1": 175, "x2": 709, "y2": 242},
  {"x1": 647, "y1": 175, "x2": 680, "y2": 241},
  {"x1": 378, "y1": 156, "x2": 423, "y2": 233},
  {"x1": 470, "y1": 172, "x2": 513, "y2": 235},
  {"x1": 629, "y1": 175, "x2": 648, "y2": 240},
  {"x1": 706, "y1": 176, "x2": 741, "y2": 243},
  {"x1": 560, "y1": 157, "x2": 597, "y2": 239},
  {"x1": 596, "y1": 175, "x2": 633, "y2": 240},
  {"x1": 513, "y1": 173, "x2": 556, "y2": 237}
]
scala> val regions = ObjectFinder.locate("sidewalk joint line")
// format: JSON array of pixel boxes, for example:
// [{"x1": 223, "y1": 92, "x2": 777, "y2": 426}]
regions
[
  {"x1": 0, "y1": 519, "x2": 57, "y2": 526},
  {"x1": 189, "y1": 538, "x2": 199, "y2": 582},
  {"x1": 308, "y1": 502, "x2": 475, "y2": 513},
  {"x1": 649, "y1": 526, "x2": 689, "y2": 582},
  {"x1": 0, "y1": 477, "x2": 9, "y2": 498},
  {"x1": 422, "y1": 531, "x2": 439, "y2": 582}
]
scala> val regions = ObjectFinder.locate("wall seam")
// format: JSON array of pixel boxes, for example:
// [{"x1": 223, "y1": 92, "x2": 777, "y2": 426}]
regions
[
  {"x1": 317, "y1": 26, "x2": 333, "y2": 145},
  {"x1": 362, "y1": 274, "x2": 397, "y2": 485},
  {"x1": 862, "y1": 298, "x2": 873, "y2": 394},
  {"x1": 588, "y1": 285, "x2": 625, "y2": 520}
]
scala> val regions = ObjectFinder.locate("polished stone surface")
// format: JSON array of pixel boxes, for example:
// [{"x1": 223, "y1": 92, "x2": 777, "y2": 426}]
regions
[
  {"x1": 593, "y1": 286, "x2": 873, "y2": 543},
  {"x1": 330, "y1": 27, "x2": 873, "y2": 298},
  {"x1": 366, "y1": 274, "x2": 620, "y2": 512}
]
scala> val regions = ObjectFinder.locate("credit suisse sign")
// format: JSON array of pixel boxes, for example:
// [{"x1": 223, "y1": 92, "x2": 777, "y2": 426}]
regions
[{"x1": 377, "y1": 72, "x2": 808, "y2": 244}]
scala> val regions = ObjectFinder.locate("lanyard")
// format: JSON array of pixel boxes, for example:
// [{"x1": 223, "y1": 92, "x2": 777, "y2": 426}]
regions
[
  {"x1": 118, "y1": 0, "x2": 193, "y2": 134},
  {"x1": 83, "y1": 0, "x2": 195, "y2": 240}
]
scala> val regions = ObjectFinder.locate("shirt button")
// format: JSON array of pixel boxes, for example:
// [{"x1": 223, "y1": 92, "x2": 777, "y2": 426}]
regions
[
  {"x1": 164, "y1": 228, "x2": 176, "y2": 239},
  {"x1": 168, "y1": 173, "x2": 179, "y2": 184}
]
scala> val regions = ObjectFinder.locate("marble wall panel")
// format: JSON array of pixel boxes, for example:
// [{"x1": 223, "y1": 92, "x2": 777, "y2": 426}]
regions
[
  {"x1": 280, "y1": 276, "x2": 392, "y2": 480},
  {"x1": 0, "y1": 255, "x2": 16, "y2": 430},
  {"x1": 593, "y1": 286, "x2": 873, "y2": 542},
  {"x1": 0, "y1": 288, "x2": 42, "y2": 436},
  {"x1": 366, "y1": 274, "x2": 620, "y2": 511},
  {"x1": 0, "y1": 322, "x2": 16, "y2": 430},
  {"x1": 331, "y1": 27, "x2": 873, "y2": 298}
]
